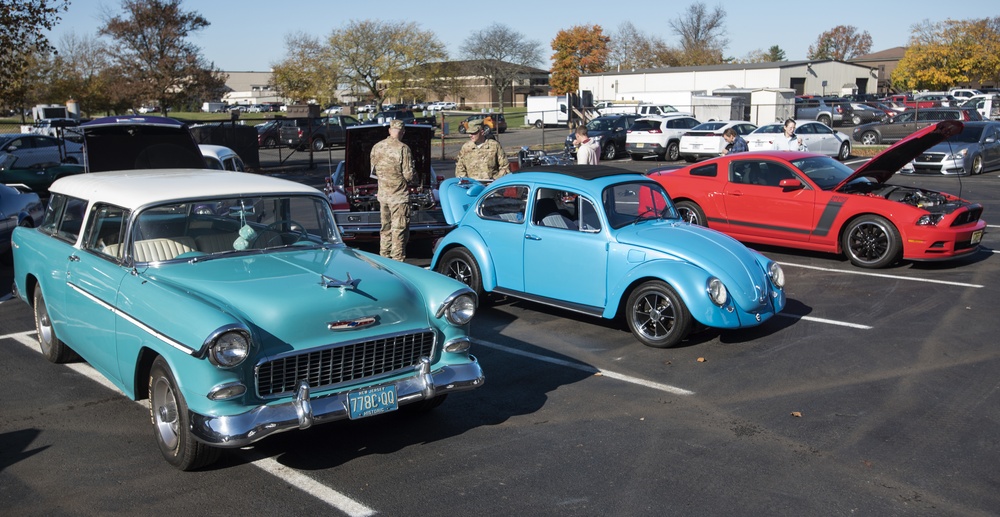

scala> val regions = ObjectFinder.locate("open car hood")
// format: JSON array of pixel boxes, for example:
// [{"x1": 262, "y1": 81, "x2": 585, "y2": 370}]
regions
[
  {"x1": 343, "y1": 124, "x2": 434, "y2": 189},
  {"x1": 77, "y1": 116, "x2": 204, "y2": 173},
  {"x1": 834, "y1": 120, "x2": 963, "y2": 190}
]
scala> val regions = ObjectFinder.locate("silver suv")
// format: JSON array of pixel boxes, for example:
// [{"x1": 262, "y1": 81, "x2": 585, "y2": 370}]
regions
[
  {"x1": 625, "y1": 115, "x2": 700, "y2": 161},
  {"x1": 795, "y1": 97, "x2": 849, "y2": 127}
]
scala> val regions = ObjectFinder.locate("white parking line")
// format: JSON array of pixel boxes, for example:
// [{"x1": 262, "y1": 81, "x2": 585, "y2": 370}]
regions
[
  {"x1": 778, "y1": 261, "x2": 984, "y2": 288},
  {"x1": 474, "y1": 338, "x2": 695, "y2": 396},
  {"x1": 2, "y1": 331, "x2": 375, "y2": 517},
  {"x1": 776, "y1": 313, "x2": 872, "y2": 330}
]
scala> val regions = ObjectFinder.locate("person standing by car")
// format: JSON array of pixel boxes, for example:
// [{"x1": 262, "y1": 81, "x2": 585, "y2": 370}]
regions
[
  {"x1": 573, "y1": 126, "x2": 600, "y2": 165},
  {"x1": 455, "y1": 120, "x2": 509, "y2": 181},
  {"x1": 721, "y1": 128, "x2": 748, "y2": 155},
  {"x1": 370, "y1": 119, "x2": 415, "y2": 261},
  {"x1": 773, "y1": 119, "x2": 807, "y2": 151}
]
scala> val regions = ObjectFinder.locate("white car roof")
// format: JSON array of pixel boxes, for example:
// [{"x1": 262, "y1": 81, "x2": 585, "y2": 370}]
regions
[
  {"x1": 198, "y1": 144, "x2": 237, "y2": 160},
  {"x1": 49, "y1": 169, "x2": 321, "y2": 210}
]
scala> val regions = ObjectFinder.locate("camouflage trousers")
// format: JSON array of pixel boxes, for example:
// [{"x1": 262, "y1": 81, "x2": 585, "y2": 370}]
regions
[{"x1": 379, "y1": 202, "x2": 411, "y2": 261}]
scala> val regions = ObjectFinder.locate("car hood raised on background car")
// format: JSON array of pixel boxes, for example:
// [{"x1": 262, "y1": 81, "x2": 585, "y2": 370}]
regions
[
  {"x1": 835, "y1": 120, "x2": 964, "y2": 191},
  {"x1": 615, "y1": 220, "x2": 773, "y2": 310},
  {"x1": 143, "y1": 247, "x2": 430, "y2": 348},
  {"x1": 342, "y1": 124, "x2": 434, "y2": 189}
]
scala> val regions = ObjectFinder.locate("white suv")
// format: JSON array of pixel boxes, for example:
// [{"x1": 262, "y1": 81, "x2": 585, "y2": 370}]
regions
[{"x1": 625, "y1": 115, "x2": 700, "y2": 161}]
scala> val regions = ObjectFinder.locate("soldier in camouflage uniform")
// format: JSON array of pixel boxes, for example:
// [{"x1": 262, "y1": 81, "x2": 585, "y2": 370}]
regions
[
  {"x1": 455, "y1": 120, "x2": 510, "y2": 181},
  {"x1": 370, "y1": 119, "x2": 415, "y2": 261}
]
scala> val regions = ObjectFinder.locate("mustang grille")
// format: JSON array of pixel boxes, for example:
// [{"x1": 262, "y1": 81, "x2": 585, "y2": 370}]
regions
[
  {"x1": 951, "y1": 206, "x2": 983, "y2": 227},
  {"x1": 256, "y1": 331, "x2": 436, "y2": 397}
]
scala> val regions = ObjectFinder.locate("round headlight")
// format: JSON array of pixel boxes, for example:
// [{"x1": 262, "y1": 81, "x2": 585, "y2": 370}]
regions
[
  {"x1": 707, "y1": 277, "x2": 728, "y2": 306},
  {"x1": 209, "y1": 331, "x2": 250, "y2": 368},
  {"x1": 445, "y1": 294, "x2": 476, "y2": 325},
  {"x1": 769, "y1": 262, "x2": 785, "y2": 289}
]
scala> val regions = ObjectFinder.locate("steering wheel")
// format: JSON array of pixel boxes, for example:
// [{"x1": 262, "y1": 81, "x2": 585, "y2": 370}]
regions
[{"x1": 251, "y1": 219, "x2": 307, "y2": 248}]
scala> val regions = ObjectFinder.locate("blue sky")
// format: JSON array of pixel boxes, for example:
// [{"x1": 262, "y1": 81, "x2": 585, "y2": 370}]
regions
[{"x1": 48, "y1": 0, "x2": 943, "y2": 71}]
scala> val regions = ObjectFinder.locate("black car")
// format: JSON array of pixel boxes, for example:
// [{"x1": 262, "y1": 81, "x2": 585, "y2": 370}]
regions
[{"x1": 564, "y1": 114, "x2": 640, "y2": 160}]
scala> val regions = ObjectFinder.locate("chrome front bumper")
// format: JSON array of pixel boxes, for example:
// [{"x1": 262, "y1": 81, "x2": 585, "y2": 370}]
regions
[{"x1": 189, "y1": 356, "x2": 484, "y2": 448}]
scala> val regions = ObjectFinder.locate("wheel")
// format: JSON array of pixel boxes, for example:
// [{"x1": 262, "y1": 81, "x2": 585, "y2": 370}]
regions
[
  {"x1": 630, "y1": 153, "x2": 643, "y2": 161},
  {"x1": 841, "y1": 215, "x2": 902, "y2": 268},
  {"x1": 534, "y1": 120, "x2": 543, "y2": 129},
  {"x1": 666, "y1": 141, "x2": 680, "y2": 161},
  {"x1": 399, "y1": 394, "x2": 448, "y2": 414},
  {"x1": 674, "y1": 200, "x2": 707, "y2": 226},
  {"x1": 436, "y1": 247, "x2": 483, "y2": 299},
  {"x1": 310, "y1": 137, "x2": 326, "y2": 152},
  {"x1": 851, "y1": 114, "x2": 862, "y2": 125},
  {"x1": 498, "y1": 127, "x2": 506, "y2": 134},
  {"x1": 602, "y1": 142, "x2": 617, "y2": 160},
  {"x1": 33, "y1": 288, "x2": 78, "y2": 363},
  {"x1": 837, "y1": 142, "x2": 851, "y2": 161},
  {"x1": 251, "y1": 219, "x2": 307, "y2": 248},
  {"x1": 149, "y1": 356, "x2": 220, "y2": 470},
  {"x1": 818, "y1": 115, "x2": 832, "y2": 127},
  {"x1": 970, "y1": 154, "x2": 983, "y2": 175},
  {"x1": 625, "y1": 281, "x2": 692, "y2": 348},
  {"x1": 860, "y1": 131, "x2": 880, "y2": 145},
  {"x1": 683, "y1": 155, "x2": 696, "y2": 163},
  {"x1": 458, "y1": 125, "x2": 467, "y2": 134},
  {"x1": 262, "y1": 136, "x2": 276, "y2": 148}
]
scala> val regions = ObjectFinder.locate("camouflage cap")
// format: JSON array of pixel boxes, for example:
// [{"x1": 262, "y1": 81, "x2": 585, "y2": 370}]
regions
[
  {"x1": 466, "y1": 120, "x2": 483, "y2": 133},
  {"x1": 389, "y1": 119, "x2": 405, "y2": 130}
]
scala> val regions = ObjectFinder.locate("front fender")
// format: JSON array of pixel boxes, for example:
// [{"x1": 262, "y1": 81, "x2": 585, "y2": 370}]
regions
[{"x1": 431, "y1": 226, "x2": 498, "y2": 291}]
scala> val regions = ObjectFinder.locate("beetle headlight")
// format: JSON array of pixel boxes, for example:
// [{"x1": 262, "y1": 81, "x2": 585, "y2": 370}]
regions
[
  {"x1": 769, "y1": 262, "x2": 785, "y2": 288},
  {"x1": 208, "y1": 330, "x2": 250, "y2": 368},
  {"x1": 443, "y1": 293, "x2": 476, "y2": 325},
  {"x1": 707, "y1": 277, "x2": 727, "y2": 306}
]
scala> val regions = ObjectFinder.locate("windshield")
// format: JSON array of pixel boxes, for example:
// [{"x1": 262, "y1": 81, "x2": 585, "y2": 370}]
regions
[
  {"x1": 752, "y1": 124, "x2": 783, "y2": 134},
  {"x1": 949, "y1": 125, "x2": 986, "y2": 143},
  {"x1": 692, "y1": 122, "x2": 727, "y2": 131},
  {"x1": 129, "y1": 194, "x2": 341, "y2": 263},
  {"x1": 602, "y1": 181, "x2": 678, "y2": 229},
  {"x1": 789, "y1": 156, "x2": 857, "y2": 190},
  {"x1": 586, "y1": 118, "x2": 619, "y2": 131}
]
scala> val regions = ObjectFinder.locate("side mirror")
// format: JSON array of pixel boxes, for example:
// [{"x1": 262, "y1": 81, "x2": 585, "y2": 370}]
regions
[{"x1": 779, "y1": 178, "x2": 803, "y2": 190}]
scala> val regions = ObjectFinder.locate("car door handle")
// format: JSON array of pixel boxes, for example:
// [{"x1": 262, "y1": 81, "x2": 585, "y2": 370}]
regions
[
  {"x1": 68, "y1": 255, "x2": 80, "y2": 262},
  {"x1": 525, "y1": 234, "x2": 541, "y2": 241},
  {"x1": 728, "y1": 191, "x2": 743, "y2": 196}
]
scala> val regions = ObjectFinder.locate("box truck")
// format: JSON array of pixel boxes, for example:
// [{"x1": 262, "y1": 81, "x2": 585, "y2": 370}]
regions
[{"x1": 525, "y1": 95, "x2": 569, "y2": 128}]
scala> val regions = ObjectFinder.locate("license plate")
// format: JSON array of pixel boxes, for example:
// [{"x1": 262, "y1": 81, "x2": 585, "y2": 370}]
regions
[
  {"x1": 971, "y1": 229, "x2": 983, "y2": 244},
  {"x1": 636, "y1": 143, "x2": 644, "y2": 148},
  {"x1": 690, "y1": 143, "x2": 701, "y2": 149},
  {"x1": 347, "y1": 385, "x2": 398, "y2": 419}
]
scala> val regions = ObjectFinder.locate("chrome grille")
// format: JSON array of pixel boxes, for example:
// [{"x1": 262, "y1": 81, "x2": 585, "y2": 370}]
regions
[{"x1": 256, "y1": 331, "x2": 436, "y2": 397}]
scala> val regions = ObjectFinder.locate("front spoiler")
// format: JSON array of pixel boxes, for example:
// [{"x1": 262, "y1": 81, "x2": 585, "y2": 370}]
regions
[{"x1": 189, "y1": 356, "x2": 484, "y2": 448}]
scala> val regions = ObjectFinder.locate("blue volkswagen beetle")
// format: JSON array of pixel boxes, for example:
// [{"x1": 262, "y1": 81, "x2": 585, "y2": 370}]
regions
[{"x1": 431, "y1": 165, "x2": 786, "y2": 348}]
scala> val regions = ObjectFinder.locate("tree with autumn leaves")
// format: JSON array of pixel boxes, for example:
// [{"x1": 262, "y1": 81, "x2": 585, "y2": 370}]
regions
[
  {"x1": 550, "y1": 25, "x2": 609, "y2": 95},
  {"x1": 892, "y1": 17, "x2": 1000, "y2": 91}
]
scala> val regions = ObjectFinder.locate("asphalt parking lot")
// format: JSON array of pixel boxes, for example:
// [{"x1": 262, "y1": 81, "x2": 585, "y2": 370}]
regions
[{"x1": 2, "y1": 160, "x2": 999, "y2": 516}]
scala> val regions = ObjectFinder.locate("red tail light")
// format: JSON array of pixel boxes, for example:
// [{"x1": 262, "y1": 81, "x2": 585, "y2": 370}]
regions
[{"x1": 648, "y1": 129, "x2": 662, "y2": 134}]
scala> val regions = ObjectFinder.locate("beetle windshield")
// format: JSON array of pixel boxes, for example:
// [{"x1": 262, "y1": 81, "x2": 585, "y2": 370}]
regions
[{"x1": 602, "y1": 181, "x2": 678, "y2": 229}]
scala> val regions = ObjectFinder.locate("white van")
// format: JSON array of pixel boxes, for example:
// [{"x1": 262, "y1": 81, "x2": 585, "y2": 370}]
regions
[{"x1": 961, "y1": 95, "x2": 1000, "y2": 120}]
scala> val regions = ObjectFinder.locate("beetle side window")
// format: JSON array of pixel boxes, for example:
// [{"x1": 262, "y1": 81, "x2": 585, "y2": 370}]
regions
[{"x1": 478, "y1": 185, "x2": 528, "y2": 223}]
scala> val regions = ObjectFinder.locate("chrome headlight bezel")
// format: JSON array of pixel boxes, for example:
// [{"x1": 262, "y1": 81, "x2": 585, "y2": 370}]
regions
[
  {"x1": 206, "y1": 328, "x2": 251, "y2": 368},
  {"x1": 707, "y1": 277, "x2": 728, "y2": 306},
  {"x1": 437, "y1": 290, "x2": 477, "y2": 326},
  {"x1": 769, "y1": 262, "x2": 785, "y2": 289}
]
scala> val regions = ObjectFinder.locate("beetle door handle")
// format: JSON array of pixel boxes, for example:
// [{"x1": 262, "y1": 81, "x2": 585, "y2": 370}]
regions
[{"x1": 525, "y1": 234, "x2": 541, "y2": 241}]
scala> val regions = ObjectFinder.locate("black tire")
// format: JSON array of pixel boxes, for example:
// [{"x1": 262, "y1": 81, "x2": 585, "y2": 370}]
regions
[
  {"x1": 625, "y1": 281, "x2": 692, "y2": 348},
  {"x1": 310, "y1": 137, "x2": 326, "y2": 152},
  {"x1": 262, "y1": 136, "x2": 276, "y2": 148},
  {"x1": 534, "y1": 120, "x2": 543, "y2": 129},
  {"x1": 602, "y1": 142, "x2": 617, "y2": 160},
  {"x1": 851, "y1": 114, "x2": 862, "y2": 125},
  {"x1": 971, "y1": 154, "x2": 983, "y2": 175},
  {"x1": 149, "y1": 356, "x2": 220, "y2": 470},
  {"x1": 818, "y1": 115, "x2": 832, "y2": 127},
  {"x1": 630, "y1": 153, "x2": 643, "y2": 161},
  {"x1": 399, "y1": 394, "x2": 448, "y2": 414},
  {"x1": 841, "y1": 215, "x2": 902, "y2": 268},
  {"x1": 860, "y1": 131, "x2": 880, "y2": 145},
  {"x1": 837, "y1": 142, "x2": 851, "y2": 161},
  {"x1": 458, "y1": 125, "x2": 467, "y2": 134},
  {"x1": 666, "y1": 141, "x2": 680, "y2": 161},
  {"x1": 436, "y1": 247, "x2": 484, "y2": 299},
  {"x1": 33, "y1": 288, "x2": 78, "y2": 363},
  {"x1": 675, "y1": 200, "x2": 707, "y2": 226},
  {"x1": 683, "y1": 155, "x2": 697, "y2": 163}
]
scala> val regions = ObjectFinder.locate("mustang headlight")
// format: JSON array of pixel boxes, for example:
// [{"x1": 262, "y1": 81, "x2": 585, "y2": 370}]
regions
[
  {"x1": 769, "y1": 262, "x2": 785, "y2": 288},
  {"x1": 441, "y1": 293, "x2": 476, "y2": 325},
  {"x1": 707, "y1": 277, "x2": 728, "y2": 306},
  {"x1": 917, "y1": 213, "x2": 944, "y2": 226},
  {"x1": 207, "y1": 330, "x2": 250, "y2": 368}
]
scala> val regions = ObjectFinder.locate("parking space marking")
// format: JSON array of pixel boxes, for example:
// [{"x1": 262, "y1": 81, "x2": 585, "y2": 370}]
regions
[
  {"x1": 3, "y1": 331, "x2": 376, "y2": 517},
  {"x1": 778, "y1": 262, "x2": 984, "y2": 288},
  {"x1": 776, "y1": 313, "x2": 872, "y2": 329},
  {"x1": 475, "y1": 338, "x2": 695, "y2": 396}
]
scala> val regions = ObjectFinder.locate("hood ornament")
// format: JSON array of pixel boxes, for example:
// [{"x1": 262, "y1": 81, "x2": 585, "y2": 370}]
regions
[{"x1": 320, "y1": 272, "x2": 361, "y2": 290}]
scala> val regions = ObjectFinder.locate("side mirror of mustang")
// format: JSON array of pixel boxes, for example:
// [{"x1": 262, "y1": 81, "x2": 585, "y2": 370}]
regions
[{"x1": 779, "y1": 178, "x2": 803, "y2": 190}]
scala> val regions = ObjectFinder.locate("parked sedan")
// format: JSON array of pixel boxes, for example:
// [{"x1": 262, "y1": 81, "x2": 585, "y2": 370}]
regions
[
  {"x1": 12, "y1": 170, "x2": 484, "y2": 470},
  {"x1": 746, "y1": 121, "x2": 851, "y2": 160},
  {"x1": 900, "y1": 121, "x2": 1000, "y2": 175},
  {"x1": 679, "y1": 121, "x2": 757, "y2": 162},
  {"x1": 0, "y1": 155, "x2": 86, "y2": 195},
  {"x1": 255, "y1": 118, "x2": 288, "y2": 148},
  {"x1": 0, "y1": 183, "x2": 44, "y2": 260},
  {"x1": 431, "y1": 167, "x2": 786, "y2": 348},
  {"x1": 0, "y1": 133, "x2": 84, "y2": 168},
  {"x1": 848, "y1": 103, "x2": 888, "y2": 125},
  {"x1": 853, "y1": 108, "x2": 982, "y2": 145},
  {"x1": 649, "y1": 121, "x2": 986, "y2": 268}
]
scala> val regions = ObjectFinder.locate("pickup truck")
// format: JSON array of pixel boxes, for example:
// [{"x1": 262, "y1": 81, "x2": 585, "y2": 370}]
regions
[
  {"x1": 369, "y1": 110, "x2": 439, "y2": 127},
  {"x1": 325, "y1": 124, "x2": 452, "y2": 243},
  {"x1": 888, "y1": 95, "x2": 939, "y2": 110},
  {"x1": 279, "y1": 114, "x2": 362, "y2": 151}
]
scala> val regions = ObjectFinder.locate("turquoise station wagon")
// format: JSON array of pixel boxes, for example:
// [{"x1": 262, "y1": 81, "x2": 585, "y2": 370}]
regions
[
  {"x1": 432, "y1": 166, "x2": 786, "y2": 348},
  {"x1": 12, "y1": 170, "x2": 484, "y2": 470}
]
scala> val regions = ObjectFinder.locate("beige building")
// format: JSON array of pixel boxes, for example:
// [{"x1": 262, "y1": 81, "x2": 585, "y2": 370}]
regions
[{"x1": 386, "y1": 60, "x2": 551, "y2": 109}]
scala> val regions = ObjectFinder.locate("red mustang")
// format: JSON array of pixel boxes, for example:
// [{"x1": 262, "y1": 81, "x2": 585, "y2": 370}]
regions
[{"x1": 648, "y1": 121, "x2": 986, "y2": 268}]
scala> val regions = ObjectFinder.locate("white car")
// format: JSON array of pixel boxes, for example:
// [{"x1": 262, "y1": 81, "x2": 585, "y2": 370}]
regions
[
  {"x1": 0, "y1": 133, "x2": 84, "y2": 167},
  {"x1": 746, "y1": 120, "x2": 852, "y2": 160},
  {"x1": 433, "y1": 101, "x2": 457, "y2": 110},
  {"x1": 323, "y1": 105, "x2": 343, "y2": 114},
  {"x1": 625, "y1": 115, "x2": 700, "y2": 161},
  {"x1": 678, "y1": 121, "x2": 757, "y2": 162},
  {"x1": 199, "y1": 144, "x2": 246, "y2": 171}
]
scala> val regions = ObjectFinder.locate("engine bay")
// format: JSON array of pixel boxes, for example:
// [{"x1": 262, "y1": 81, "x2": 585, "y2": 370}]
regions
[{"x1": 844, "y1": 183, "x2": 965, "y2": 213}]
